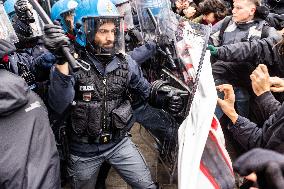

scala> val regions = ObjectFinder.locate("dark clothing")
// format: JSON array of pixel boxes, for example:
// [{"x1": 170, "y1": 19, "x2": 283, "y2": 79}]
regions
[
  {"x1": 262, "y1": 0, "x2": 284, "y2": 14},
  {"x1": 18, "y1": 40, "x2": 56, "y2": 82},
  {"x1": 228, "y1": 91, "x2": 284, "y2": 153},
  {"x1": 49, "y1": 54, "x2": 150, "y2": 113},
  {"x1": 210, "y1": 17, "x2": 281, "y2": 86},
  {"x1": 5, "y1": 39, "x2": 56, "y2": 103},
  {"x1": 234, "y1": 148, "x2": 284, "y2": 189},
  {"x1": 48, "y1": 54, "x2": 150, "y2": 157},
  {"x1": 0, "y1": 70, "x2": 60, "y2": 189},
  {"x1": 211, "y1": 18, "x2": 281, "y2": 158},
  {"x1": 216, "y1": 38, "x2": 284, "y2": 78},
  {"x1": 134, "y1": 103, "x2": 176, "y2": 145},
  {"x1": 7, "y1": 51, "x2": 55, "y2": 105},
  {"x1": 18, "y1": 39, "x2": 51, "y2": 59},
  {"x1": 210, "y1": 17, "x2": 280, "y2": 46},
  {"x1": 266, "y1": 13, "x2": 284, "y2": 30},
  {"x1": 129, "y1": 41, "x2": 157, "y2": 66},
  {"x1": 9, "y1": 50, "x2": 55, "y2": 79}
]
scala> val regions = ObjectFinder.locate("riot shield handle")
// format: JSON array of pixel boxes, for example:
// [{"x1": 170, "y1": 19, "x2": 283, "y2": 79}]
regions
[{"x1": 28, "y1": 0, "x2": 80, "y2": 72}]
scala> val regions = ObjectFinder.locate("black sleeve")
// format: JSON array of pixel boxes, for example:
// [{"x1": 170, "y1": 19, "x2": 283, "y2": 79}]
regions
[
  {"x1": 216, "y1": 38, "x2": 282, "y2": 67},
  {"x1": 266, "y1": 13, "x2": 284, "y2": 30},
  {"x1": 229, "y1": 103, "x2": 284, "y2": 151},
  {"x1": 48, "y1": 66, "x2": 75, "y2": 114},
  {"x1": 254, "y1": 91, "x2": 281, "y2": 121}
]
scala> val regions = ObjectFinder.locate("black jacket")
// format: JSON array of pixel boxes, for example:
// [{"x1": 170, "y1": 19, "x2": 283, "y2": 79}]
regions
[
  {"x1": 228, "y1": 91, "x2": 284, "y2": 153},
  {"x1": 0, "y1": 70, "x2": 60, "y2": 189},
  {"x1": 216, "y1": 38, "x2": 284, "y2": 78},
  {"x1": 211, "y1": 17, "x2": 281, "y2": 87}
]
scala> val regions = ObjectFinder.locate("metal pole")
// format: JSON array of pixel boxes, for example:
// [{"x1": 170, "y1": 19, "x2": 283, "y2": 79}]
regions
[{"x1": 29, "y1": 0, "x2": 80, "y2": 71}]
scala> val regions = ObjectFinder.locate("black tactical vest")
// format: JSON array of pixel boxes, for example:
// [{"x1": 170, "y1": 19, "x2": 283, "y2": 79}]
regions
[{"x1": 71, "y1": 56, "x2": 131, "y2": 137}]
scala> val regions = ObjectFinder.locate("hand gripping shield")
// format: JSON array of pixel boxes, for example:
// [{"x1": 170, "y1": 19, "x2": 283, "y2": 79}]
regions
[{"x1": 148, "y1": 9, "x2": 213, "y2": 184}]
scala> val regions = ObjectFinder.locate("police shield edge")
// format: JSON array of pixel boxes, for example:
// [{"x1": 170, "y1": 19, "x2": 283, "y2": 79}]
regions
[
  {"x1": 136, "y1": 0, "x2": 212, "y2": 182},
  {"x1": 0, "y1": 0, "x2": 18, "y2": 43}
]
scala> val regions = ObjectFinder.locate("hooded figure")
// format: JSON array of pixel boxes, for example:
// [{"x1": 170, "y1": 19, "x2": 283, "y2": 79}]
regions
[{"x1": 0, "y1": 70, "x2": 60, "y2": 189}]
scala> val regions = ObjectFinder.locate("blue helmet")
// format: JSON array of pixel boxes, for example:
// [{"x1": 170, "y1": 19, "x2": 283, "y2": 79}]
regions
[
  {"x1": 4, "y1": 0, "x2": 16, "y2": 19},
  {"x1": 74, "y1": 0, "x2": 124, "y2": 54},
  {"x1": 50, "y1": 0, "x2": 78, "y2": 33},
  {"x1": 110, "y1": 0, "x2": 129, "y2": 5}
]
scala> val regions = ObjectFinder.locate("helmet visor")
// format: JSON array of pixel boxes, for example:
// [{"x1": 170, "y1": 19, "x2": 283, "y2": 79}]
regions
[
  {"x1": 0, "y1": 2, "x2": 18, "y2": 43},
  {"x1": 116, "y1": 2, "x2": 134, "y2": 30},
  {"x1": 61, "y1": 10, "x2": 75, "y2": 34}
]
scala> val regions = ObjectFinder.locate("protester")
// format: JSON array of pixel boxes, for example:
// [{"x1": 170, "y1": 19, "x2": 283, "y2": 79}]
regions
[
  {"x1": 182, "y1": 2, "x2": 200, "y2": 20},
  {"x1": 198, "y1": 0, "x2": 229, "y2": 25},
  {"x1": 173, "y1": 0, "x2": 190, "y2": 16},
  {"x1": 217, "y1": 64, "x2": 284, "y2": 153},
  {"x1": 0, "y1": 69, "x2": 60, "y2": 189},
  {"x1": 4, "y1": 0, "x2": 56, "y2": 103},
  {"x1": 210, "y1": 0, "x2": 281, "y2": 120},
  {"x1": 209, "y1": 37, "x2": 284, "y2": 86}
]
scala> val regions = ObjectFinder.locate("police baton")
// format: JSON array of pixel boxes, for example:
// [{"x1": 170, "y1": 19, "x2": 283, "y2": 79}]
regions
[{"x1": 28, "y1": 0, "x2": 80, "y2": 71}]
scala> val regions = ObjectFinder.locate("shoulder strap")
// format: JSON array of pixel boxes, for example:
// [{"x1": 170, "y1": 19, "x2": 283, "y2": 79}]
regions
[
  {"x1": 219, "y1": 16, "x2": 232, "y2": 46},
  {"x1": 259, "y1": 20, "x2": 270, "y2": 39}
]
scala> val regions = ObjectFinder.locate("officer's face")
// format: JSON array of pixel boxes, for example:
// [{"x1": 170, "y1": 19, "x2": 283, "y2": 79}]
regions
[
  {"x1": 232, "y1": 0, "x2": 256, "y2": 23},
  {"x1": 64, "y1": 12, "x2": 75, "y2": 33},
  {"x1": 94, "y1": 22, "x2": 115, "y2": 49}
]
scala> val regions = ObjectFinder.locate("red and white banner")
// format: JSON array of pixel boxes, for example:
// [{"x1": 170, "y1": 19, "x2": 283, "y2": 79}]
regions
[{"x1": 178, "y1": 50, "x2": 235, "y2": 188}]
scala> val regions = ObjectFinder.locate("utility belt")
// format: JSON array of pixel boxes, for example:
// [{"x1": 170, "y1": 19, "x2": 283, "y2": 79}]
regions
[{"x1": 70, "y1": 129, "x2": 128, "y2": 144}]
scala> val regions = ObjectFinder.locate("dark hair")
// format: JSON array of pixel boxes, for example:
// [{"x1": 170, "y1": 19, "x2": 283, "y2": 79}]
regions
[
  {"x1": 249, "y1": 0, "x2": 261, "y2": 6},
  {"x1": 276, "y1": 38, "x2": 284, "y2": 56},
  {"x1": 198, "y1": 0, "x2": 229, "y2": 21}
]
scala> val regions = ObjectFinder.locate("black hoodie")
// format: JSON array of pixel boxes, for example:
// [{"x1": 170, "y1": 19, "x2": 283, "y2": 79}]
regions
[{"x1": 0, "y1": 70, "x2": 60, "y2": 189}]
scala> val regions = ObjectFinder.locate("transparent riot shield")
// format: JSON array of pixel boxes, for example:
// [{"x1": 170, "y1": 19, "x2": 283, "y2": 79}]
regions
[
  {"x1": 157, "y1": 9, "x2": 211, "y2": 90},
  {"x1": 30, "y1": 9, "x2": 44, "y2": 38},
  {"x1": 144, "y1": 9, "x2": 212, "y2": 183},
  {"x1": 0, "y1": 1, "x2": 18, "y2": 43},
  {"x1": 116, "y1": 1, "x2": 134, "y2": 30},
  {"x1": 135, "y1": 0, "x2": 171, "y2": 40}
]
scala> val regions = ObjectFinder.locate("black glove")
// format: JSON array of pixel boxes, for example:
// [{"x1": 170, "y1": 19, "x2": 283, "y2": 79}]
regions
[
  {"x1": 150, "y1": 80, "x2": 186, "y2": 114},
  {"x1": 233, "y1": 148, "x2": 284, "y2": 189},
  {"x1": 0, "y1": 39, "x2": 16, "y2": 60},
  {"x1": 168, "y1": 94, "x2": 183, "y2": 114},
  {"x1": 14, "y1": 0, "x2": 35, "y2": 23},
  {"x1": 43, "y1": 24, "x2": 70, "y2": 60}
]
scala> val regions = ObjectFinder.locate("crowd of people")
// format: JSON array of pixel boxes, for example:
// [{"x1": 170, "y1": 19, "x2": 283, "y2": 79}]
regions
[{"x1": 1, "y1": 0, "x2": 284, "y2": 188}]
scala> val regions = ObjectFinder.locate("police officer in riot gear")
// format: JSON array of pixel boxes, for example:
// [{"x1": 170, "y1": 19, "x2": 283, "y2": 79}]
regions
[
  {"x1": 0, "y1": 67, "x2": 61, "y2": 189},
  {"x1": 44, "y1": 0, "x2": 181, "y2": 188},
  {"x1": 12, "y1": 0, "x2": 44, "y2": 48},
  {"x1": 3, "y1": 0, "x2": 56, "y2": 101},
  {"x1": 50, "y1": 0, "x2": 78, "y2": 39}
]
